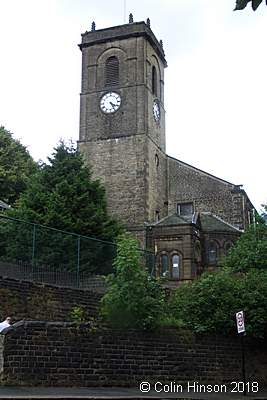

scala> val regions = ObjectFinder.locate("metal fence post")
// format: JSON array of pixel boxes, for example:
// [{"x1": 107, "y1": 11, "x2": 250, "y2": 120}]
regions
[
  {"x1": 77, "y1": 235, "x2": 80, "y2": 288},
  {"x1": 31, "y1": 224, "x2": 36, "y2": 278}
]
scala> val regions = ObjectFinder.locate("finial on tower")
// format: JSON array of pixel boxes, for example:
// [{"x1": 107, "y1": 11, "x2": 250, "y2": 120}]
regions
[
  {"x1": 146, "y1": 18, "x2": 150, "y2": 27},
  {"x1": 129, "y1": 13, "x2": 134, "y2": 23},
  {"x1": 159, "y1": 40, "x2": 165, "y2": 56},
  {"x1": 91, "y1": 21, "x2": 96, "y2": 31}
]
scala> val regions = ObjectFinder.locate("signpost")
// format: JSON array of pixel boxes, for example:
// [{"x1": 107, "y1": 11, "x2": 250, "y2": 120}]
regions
[
  {"x1": 236, "y1": 311, "x2": 246, "y2": 396},
  {"x1": 236, "y1": 311, "x2": 245, "y2": 333}
]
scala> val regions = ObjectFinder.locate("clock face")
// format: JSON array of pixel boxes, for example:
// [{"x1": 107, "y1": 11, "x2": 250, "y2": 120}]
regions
[
  {"x1": 153, "y1": 100, "x2": 160, "y2": 122},
  {"x1": 100, "y1": 92, "x2": 121, "y2": 114}
]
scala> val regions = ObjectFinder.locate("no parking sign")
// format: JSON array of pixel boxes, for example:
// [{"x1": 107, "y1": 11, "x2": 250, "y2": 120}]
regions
[{"x1": 236, "y1": 311, "x2": 246, "y2": 334}]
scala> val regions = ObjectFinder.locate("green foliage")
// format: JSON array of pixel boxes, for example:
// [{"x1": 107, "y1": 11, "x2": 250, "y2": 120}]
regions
[
  {"x1": 100, "y1": 232, "x2": 164, "y2": 329},
  {"x1": 1, "y1": 141, "x2": 122, "y2": 272},
  {"x1": 8, "y1": 141, "x2": 122, "y2": 241},
  {"x1": 221, "y1": 210, "x2": 267, "y2": 273},
  {"x1": 0, "y1": 126, "x2": 38, "y2": 204},
  {"x1": 159, "y1": 314, "x2": 185, "y2": 328},
  {"x1": 167, "y1": 269, "x2": 267, "y2": 339},
  {"x1": 70, "y1": 307, "x2": 98, "y2": 326},
  {"x1": 71, "y1": 307, "x2": 84, "y2": 323},
  {"x1": 163, "y1": 206, "x2": 267, "y2": 338},
  {"x1": 1, "y1": 216, "x2": 118, "y2": 273},
  {"x1": 234, "y1": 0, "x2": 266, "y2": 11}
]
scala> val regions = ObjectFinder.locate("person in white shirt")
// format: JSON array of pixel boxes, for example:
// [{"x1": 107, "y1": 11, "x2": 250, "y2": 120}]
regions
[{"x1": 0, "y1": 317, "x2": 12, "y2": 333}]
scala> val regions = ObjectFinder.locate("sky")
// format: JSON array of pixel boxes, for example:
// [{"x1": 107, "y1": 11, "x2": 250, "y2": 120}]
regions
[{"x1": 0, "y1": 0, "x2": 266, "y2": 212}]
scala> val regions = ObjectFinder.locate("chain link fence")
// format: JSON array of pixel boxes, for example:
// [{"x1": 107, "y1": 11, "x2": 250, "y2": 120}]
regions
[{"x1": 0, "y1": 215, "x2": 154, "y2": 289}]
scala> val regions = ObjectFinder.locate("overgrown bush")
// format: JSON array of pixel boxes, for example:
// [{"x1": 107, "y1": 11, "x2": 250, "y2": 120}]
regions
[
  {"x1": 166, "y1": 269, "x2": 267, "y2": 338},
  {"x1": 100, "y1": 232, "x2": 164, "y2": 329},
  {"x1": 221, "y1": 211, "x2": 267, "y2": 273}
]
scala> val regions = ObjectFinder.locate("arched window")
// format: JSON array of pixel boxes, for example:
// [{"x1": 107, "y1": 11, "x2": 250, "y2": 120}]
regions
[
  {"x1": 208, "y1": 244, "x2": 217, "y2": 265},
  {"x1": 225, "y1": 243, "x2": 232, "y2": 256},
  {"x1": 160, "y1": 255, "x2": 168, "y2": 277},
  {"x1": 105, "y1": 56, "x2": 119, "y2": 86},
  {"x1": 172, "y1": 254, "x2": 179, "y2": 278},
  {"x1": 152, "y1": 66, "x2": 157, "y2": 96}
]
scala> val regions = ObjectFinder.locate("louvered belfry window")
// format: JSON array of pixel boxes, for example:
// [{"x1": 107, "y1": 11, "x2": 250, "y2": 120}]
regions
[
  {"x1": 152, "y1": 66, "x2": 157, "y2": 96},
  {"x1": 106, "y1": 56, "x2": 119, "y2": 86}
]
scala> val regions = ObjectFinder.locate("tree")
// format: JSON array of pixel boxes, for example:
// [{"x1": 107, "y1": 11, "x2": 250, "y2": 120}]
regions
[
  {"x1": 222, "y1": 207, "x2": 267, "y2": 273},
  {"x1": 2, "y1": 141, "x2": 123, "y2": 272},
  {"x1": 167, "y1": 269, "x2": 267, "y2": 338},
  {"x1": 100, "y1": 231, "x2": 164, "y2": 329},
  {"x1": 0, "y1": 126, "x2": 38, "y2": 205},
  {"x1": 8, "y1": 141, "x2": 122, "y2": 240},
  {"x1": 234, "y1": 0, "x2": 266, "y2": 11}
]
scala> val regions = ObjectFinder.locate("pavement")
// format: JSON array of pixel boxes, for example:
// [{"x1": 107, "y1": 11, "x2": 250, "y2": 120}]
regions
[{"x1": 0, "y1": 386, "x2": 267, "y2": 400}]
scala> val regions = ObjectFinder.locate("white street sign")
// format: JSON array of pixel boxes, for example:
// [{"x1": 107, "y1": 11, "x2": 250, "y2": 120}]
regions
[{"x1": 236, "y1": 311, "x2": 245, "y2": 333}]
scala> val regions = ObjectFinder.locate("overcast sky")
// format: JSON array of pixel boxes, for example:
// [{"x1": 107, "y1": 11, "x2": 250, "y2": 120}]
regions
[{"x1": 0, "y1": 0, "x2": 266, "y2": 211}]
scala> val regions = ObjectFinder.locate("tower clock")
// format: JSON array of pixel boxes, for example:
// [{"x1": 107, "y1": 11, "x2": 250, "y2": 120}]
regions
[{"x1": 78, "y1": 20, "x2": 168, "y2": 246}]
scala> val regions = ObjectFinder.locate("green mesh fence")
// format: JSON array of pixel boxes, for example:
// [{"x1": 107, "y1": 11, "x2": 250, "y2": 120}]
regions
[{"x1": 0, "y1": 215, "x2": 154, "y2": 288}]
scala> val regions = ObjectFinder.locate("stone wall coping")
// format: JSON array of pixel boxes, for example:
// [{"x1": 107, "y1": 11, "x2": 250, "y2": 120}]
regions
[
  {"x1": 1, "y1": 320, "x2": 100, "y2": 335},
  {"x1": 1, "y1": 320, "x2": 196, "y2": 335},
  {"x1": 0, "y1": 274, "x2": 100, "y2": 294}
]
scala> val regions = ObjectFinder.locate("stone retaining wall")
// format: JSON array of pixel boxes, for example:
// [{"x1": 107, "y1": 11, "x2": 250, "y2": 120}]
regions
[
  {"x1": 1, "y1": 321, "x2": 266, "y2": 389},
  {"x1": 0, "y1": 276, "x2": 102, "y2": 323}
]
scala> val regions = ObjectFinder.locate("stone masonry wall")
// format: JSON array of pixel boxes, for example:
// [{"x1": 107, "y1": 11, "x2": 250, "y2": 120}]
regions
[
  {"x1": 168, "y1": 157, "x2": 253, "y2": 230},
  {"x1": 0, "y1": 276, "x2": 102, "y2": 324},
  {"x1": 1, "y1": 322, "x2": 267, "y2": 388},
  {"x1": 79, "y1": 133, "x2": 168, "y2": 249}
]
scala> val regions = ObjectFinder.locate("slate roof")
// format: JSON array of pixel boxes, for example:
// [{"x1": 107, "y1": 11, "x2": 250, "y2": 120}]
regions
[
  {"x1": 151, "y1": 212, "x2": 199, "y2": 227},
  {"x1": 149, "y1": 211, "x2": 241, "y2": 233},
  {"x1": 200, "y1": 212, "x2": 241, "y2": 232}
]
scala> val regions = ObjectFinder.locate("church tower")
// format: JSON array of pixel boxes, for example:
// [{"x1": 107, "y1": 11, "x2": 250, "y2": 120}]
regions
[{"x1": 78, "y1": 18, "x2": 168, "y2": 245}]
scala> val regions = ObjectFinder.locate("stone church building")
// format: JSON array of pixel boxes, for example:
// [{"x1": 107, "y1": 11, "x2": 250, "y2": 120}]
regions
[{"x1": 77, "y1": 17, "x2": 254, "y2": 286}]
